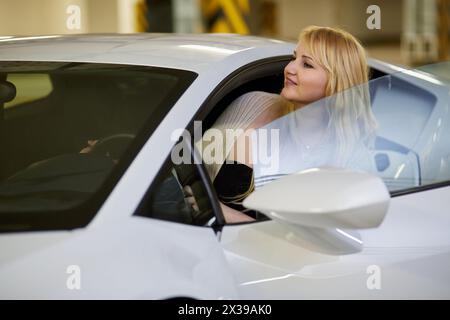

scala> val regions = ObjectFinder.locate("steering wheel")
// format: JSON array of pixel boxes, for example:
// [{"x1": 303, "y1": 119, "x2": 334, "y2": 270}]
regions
[{"x1": 89, "y1": 133, "x2": 136, "y2": 160}]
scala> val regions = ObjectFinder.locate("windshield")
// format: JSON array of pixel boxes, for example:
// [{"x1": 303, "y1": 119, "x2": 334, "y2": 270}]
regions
[
  {"x1": 0, "y1": 62, "x2": 196, "y2": 232},
  {"x1": 251, "y1": 62, "x2": 450, "y2": 194}
]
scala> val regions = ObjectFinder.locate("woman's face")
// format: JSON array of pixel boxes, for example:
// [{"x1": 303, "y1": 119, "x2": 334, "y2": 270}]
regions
[{"x1": 281, "y1": 43, "x2": 328, "y2": 108}]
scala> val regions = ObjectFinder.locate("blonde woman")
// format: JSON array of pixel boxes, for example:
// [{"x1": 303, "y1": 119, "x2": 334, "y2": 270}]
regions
[{"x1": 199, "y1": 25, "x2": 377, "y2": 224}]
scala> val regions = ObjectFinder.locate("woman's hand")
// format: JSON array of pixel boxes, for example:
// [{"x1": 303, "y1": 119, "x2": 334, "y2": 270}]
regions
[
  {"x1": 79, "y1": 139, "x2": 98, "y2": 154},
  {"x1": 183, "y1": 185, "x2": 199, "y2": 213}
]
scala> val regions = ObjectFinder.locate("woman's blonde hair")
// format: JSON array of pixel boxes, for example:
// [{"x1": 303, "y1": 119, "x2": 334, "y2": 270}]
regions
[{"x1": 299, "y1": 25, "x2": 377, "y2": 165}]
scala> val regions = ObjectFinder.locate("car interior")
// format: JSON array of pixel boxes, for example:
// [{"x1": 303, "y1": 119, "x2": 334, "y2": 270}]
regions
[
  {"x1": 0, "y1": 71, "x2": 178, "y2": 180},
  {"x1": 369, "y1": 74, "x2": 438, "y2": 190}
]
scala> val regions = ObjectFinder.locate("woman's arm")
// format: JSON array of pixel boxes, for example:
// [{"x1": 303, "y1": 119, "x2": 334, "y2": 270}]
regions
[
  {"x1": 185, "y1": 186, "x2": 254, "y2": 224},
  {"x1": 218, "y1": 105, "x2": 288, "y2": 224},
  {"x1": 220, "y1": 202, "x2": 255, "y2": 223}
]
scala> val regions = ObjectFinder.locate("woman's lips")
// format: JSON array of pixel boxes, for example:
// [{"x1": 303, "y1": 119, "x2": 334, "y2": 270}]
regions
[{"x1": 285, "y1": 78, "x2": 297, "y2": 86}]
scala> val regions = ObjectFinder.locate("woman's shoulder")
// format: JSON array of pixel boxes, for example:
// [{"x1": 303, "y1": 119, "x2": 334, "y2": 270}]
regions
[
  {"x1": 235, "y1": 91, "x2": 284, "y2": 104},
  {"x1": 239, "y1": 92, "x2": 290, "y2": 129},
  {"x1": 213, "y1": 91, "x2": 290, "y2": 131}
]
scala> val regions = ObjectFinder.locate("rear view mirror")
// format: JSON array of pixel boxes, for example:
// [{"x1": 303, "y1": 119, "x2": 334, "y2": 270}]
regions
[{"x1": 0, "y1": 80, "x2": 16, "y2": 103}]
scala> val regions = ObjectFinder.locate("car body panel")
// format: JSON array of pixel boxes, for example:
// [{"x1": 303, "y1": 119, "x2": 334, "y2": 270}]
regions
[
  {"x1": 0, "y1": 34, "x2": 292, "y2": 73},
  {"x1": 0, "y1": 217, "x2": 238, "y2": 299}
]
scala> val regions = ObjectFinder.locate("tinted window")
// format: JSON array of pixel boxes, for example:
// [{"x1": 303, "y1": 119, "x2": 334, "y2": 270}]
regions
[{"x1": 0, "y1": 62, "x2": 197, "y2": 232}]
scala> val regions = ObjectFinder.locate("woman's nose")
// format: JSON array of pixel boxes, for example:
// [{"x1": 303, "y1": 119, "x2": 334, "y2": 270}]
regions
[{"x1": 285, "y1": 61, "x2": 297, "y2": 75}]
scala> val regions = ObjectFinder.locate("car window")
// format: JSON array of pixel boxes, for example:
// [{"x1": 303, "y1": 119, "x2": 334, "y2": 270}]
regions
[
  {"x1": 0, "y1": 61, "x2": 197, "y2": 232},
  {"x1": 248, "y1": 63, "x2": 450, "y2": 194},
  {"x1": 134, "y1": 143, "x2": 216, "y2": 227}
]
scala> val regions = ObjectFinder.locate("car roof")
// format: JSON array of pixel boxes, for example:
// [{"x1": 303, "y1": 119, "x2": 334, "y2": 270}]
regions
[{"x1": 0, "y1": 33, "x2": 295, "y2": 73}]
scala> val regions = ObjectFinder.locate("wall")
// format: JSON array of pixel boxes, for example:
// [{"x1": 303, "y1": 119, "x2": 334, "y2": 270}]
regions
[
  {"x1": 0, "y1": 0, "x2": 90, "y2": 35},
  {"x1": 274, "y1": 0, "x2": 402, "y2": 43}
]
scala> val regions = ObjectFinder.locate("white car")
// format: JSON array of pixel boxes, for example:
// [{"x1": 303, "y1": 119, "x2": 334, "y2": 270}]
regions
[{"x1": 0, "y1": 34, "x2": 449, "y2": 299}]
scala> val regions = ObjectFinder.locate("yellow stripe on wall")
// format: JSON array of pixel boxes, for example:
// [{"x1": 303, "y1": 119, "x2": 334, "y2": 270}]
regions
[
  {"x1": 219, "y1": 0, "x2": 249, "y2": 34},
  {"x1": 202, "y1": 0, "x2": 250, "y2": 34},
  {"x1": 135, "y1": 0, "x2": 149, "y2": 32}
]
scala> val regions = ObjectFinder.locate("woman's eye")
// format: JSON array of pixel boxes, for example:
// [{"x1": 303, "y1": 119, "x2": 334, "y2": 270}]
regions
[
  {"x1": 290, "y1": 55, "x2": 296, "y2": 61},
  {"x1": 303, "y1": 62, "x2": 313, "y2": 68}
]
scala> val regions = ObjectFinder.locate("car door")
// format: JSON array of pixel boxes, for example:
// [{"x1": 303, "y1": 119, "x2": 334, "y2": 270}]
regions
[
  {"x1": 0, "y1": 61, "x2": 237, "y2": 299},
  {"x1": 217, "y1": 63, "x2": 450, "y2": 299}
]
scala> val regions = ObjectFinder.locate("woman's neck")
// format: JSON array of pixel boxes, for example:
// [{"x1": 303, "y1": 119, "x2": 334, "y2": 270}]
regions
[
  {"x1": 292, "y1": 101, "x2": 307, "y2": 110},
  {"x1": 294, "y1": 101, "x2": 329, "y2": 144}
]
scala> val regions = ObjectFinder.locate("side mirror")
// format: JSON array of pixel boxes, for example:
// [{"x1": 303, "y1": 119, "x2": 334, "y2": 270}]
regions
[{"x1": 243, "y1": 167, "x2": 390, "y2": 230}]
